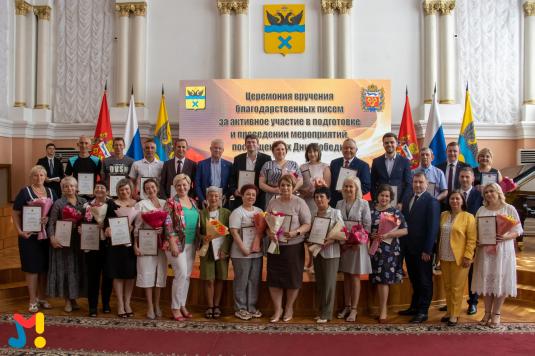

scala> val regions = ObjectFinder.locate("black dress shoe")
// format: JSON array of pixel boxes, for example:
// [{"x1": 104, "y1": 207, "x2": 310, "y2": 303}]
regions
[
  {"x1": 438, "y1": 305, "x2": 447, "y2": 312},
  {"x1": 398, "y1": 308, "x2": 417, "y2": 316},
  {"x1": 410, "y1": 314, "x2": 428, "y2": 323},
  {"x1": 467, "y1": 304, "x2": 477, "y2": 315},
  {"x1": 440, "y1": 316, "x2": 450, "y2": 323}
]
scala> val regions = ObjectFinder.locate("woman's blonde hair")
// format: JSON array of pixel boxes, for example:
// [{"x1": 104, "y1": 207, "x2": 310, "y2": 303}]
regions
[
  {"x1": 29, "y1": 165, "x2": 47, "y2": 179},
  {"x1": 341, "y1": 176, "x2": 363, "y2": 200},
  {"x1": 60, "y1": 176, "x2": 77, "y2": 189},
  {"x1": 116, "y1": 178, "x2": 133, "y2": 196},
  {"x1": 482, "y1": 182, "x2": 506, "y2": 207},
  {"x1": 477, "y1": 148, "x2": 493, "y2": 161},
  {"x1": 173, "y1": 173, "x2": 191, "y2": 187}
]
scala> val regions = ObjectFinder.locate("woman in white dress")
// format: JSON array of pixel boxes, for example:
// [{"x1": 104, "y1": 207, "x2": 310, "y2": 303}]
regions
[
  {"x1": 133, "y1": 179, "x2": 167, "y2": 319},
  {"x1": 472, "y1": 183, "x2": 523, "y2": 328},
  {"x1": 299, "y1": 143, "x2": 331, "y2": 272},
  {"x1": 335, "y1": 176, "x2": 372, "y2": 322}
]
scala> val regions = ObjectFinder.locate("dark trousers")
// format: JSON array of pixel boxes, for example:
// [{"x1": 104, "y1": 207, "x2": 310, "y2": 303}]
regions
[
  {"x1": 86, "y1": 242, "x2": 112, "y2": 311},
  {"x1": 467, "y1": 264, "x2": 479, "y2": 306},
  {"x1": 405, "y1": 252, "x2": 433, "y2": 314}
]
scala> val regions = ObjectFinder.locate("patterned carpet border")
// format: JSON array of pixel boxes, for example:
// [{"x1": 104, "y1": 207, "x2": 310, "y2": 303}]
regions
[
  {"x1": 2, "y1": 314, "x2": 535, "y2": 335},
  {"x1": 0, "y1": 347, "x2": 141, "y2": 356}
]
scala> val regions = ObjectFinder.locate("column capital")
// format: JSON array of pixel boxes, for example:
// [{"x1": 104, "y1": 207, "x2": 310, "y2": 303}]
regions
[
  {"x1": 335, "y1": 0, "x2": 353, "y2": 15},
  {"x1": 217, "y1": 0, "x2": 234, "y2": 15},
  {"x1": 234, "y1": 0, "x2": 248, "y2": 15},
  {"x1": 321, "y1": 0, "x2": 336, "y2": 14},
  {"x1": 34, "y1": 6, "x2": 52, "y2": 20},
  {"x1": 422, "y1": 1, "x2": 440, "y2": 16},
  {"x1": 115, "y1": 3, "x2": 133, "y2": 17},
  {"x1": 15, "y1": 0, "x2": 32, "y2": 16},
  {"x1": 132, "y1": 2, "x2": 146, "y2": 16},
  {"x1": 438, "y1": 0, "x2": 455, "y2": 15},
  {"x1": 524, "y1": 2, "x2": 535, "y2": 16}
]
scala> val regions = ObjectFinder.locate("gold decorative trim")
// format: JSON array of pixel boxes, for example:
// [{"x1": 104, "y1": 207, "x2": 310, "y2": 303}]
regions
[
  {"x1": 335, "y1": 0, "x2": 353, "y2": 15},
  {"x1": 439, "y1": 99, "x2": 455, "y2": 104},
  {"x1": 115, "y1": 102, "x2": 129, "y2": 107},
  {"x1": 523, "y1": 99, "x2": 535, "y2": 104},
  {"x1": 321, "y1": 0, "x2": 336, "y2": 14},
  {"x1": 438, "y1": 0, "x2": 455, "y2": 15},
  {"x1": 133, "y1": 3, "x2": 146, "y2": 16},
  {"x1": 14, "y1": 101, "x2": 26, "y2": 107},
  {"x1": 115, "y1": 2, "x2": 147, "y2": 17},
  {"x1": 34, "y1": 6, "x2": 51, "y2": 20},
  {"x1": 234, "y1": 0, "x2": 248, "y2": 15},
  {"x1": 15, "y1": 0, "x2": 32, "y2": 16},
  {"x1": 524, "y1": 2, "x2": 535, "y2": 17},
  {"x1": 422, "y1": 1, "x2": 439, "y2": 16},
  {"x1": 134, "y1": 102, "x2": 144, "y2": 107},
  {"x1": 424, "y1": 99, "x2": 432, "y2": 104},
  {"x1": 34, "y1": 104, "x2": 50, "y2": 109},
  {"x1": 217, "y1": 0, "x2": 248, "y2": 15},
  {"x1": 115, "y1": 3, "x2": 132, "y2": 17}
]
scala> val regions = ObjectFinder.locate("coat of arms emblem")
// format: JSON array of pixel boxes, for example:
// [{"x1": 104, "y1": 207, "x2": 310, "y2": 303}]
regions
[
  {"x1": 185, "y1": 86, "x2": 206, "y2": 111},
  {"x1": 361, "y1": 84, "x2": 385, "y2": 112},
  {"x1": 264, "y1": 4, "x2": 305, "y2": 55}
]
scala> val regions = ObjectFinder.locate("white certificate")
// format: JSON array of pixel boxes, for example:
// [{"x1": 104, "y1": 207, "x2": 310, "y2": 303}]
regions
[
  {"x1": 336, "y1": 167, "x2": 357, "y2": 191},
  {"x1": 138, "y1": 229, "x2": 158, "y2": 256},
  {"x1": 308, "y1": 216, "x2": 331, "y2": 245},
  {"x1": 390, "y1": 186, "x2": 398, "y2": 208},
  {"x1": 426, "y1": 182, "x2": 436, "y2": 196},
  {"x1": 139, "y1": 177, "x2": 151, "y2": 200},
  {"x1": 302, "y1": 169, "x2": 312, "y2": 188},
  {"x1": 81, "y1": 223, "x2": 100, "y2": 251},
  {"x1": 55, "y1": 220, "x2": 73, "y2": 247},
  {"x1": 478, "y1": 216, "x2": 497, "y2": 245},
  {"x1": 241, "y1": 226, "x2": 256, "y2": 250},
  {"x1": 109, "y1": 217, "x2": 131, "y2": 246},
  {"x1": 211, "y1": 236, "x2": 226, "y2": 261},
  {"x1": 78, "y1": 173, "x2": 94, "y2": 195},
  {"x1": 22, "y1": 206, "x2": 42, "y2": 233},
  {"x1": 109, "y1": 175, "x2": 125, "y2": 197},
  {"x1": 238, "y1": 170, "x2": 255, "y2": 191},
  {"x1": 481, "y1": 172, "x2": 498, "y2": 186}
]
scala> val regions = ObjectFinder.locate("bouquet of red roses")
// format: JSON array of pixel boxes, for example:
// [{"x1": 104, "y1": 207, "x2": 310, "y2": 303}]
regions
[
  {"x1": 27, "y1": 197, "x2": 53, "y2": 240},
  {"x1": 141, "y1": 209, "x2": 169, "y2": 249},
  {"x1": 61, "y1": 205, "x2": 83, "y2": 224}
]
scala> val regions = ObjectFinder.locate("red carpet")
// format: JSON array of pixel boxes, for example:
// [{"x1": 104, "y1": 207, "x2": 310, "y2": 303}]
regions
[{"x1": 2, "y1": 316, "x2": 535, "y2": 355}]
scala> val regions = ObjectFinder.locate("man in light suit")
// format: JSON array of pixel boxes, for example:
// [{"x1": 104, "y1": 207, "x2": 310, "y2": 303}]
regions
[
  {"x1": 329, "y1": 138, "x2": 371, "y2": 207},
  {"x1": 458, "y1": 167, "x2": 483, "y2": 315},
  {"x1": 228, "y1": 134, "x2": 271, "y2": 209},
  {"x1": 195, "y1": 139, "x2": 232, "y2": 207},
  {"x1": 370, "y1": 132, "x2": 412, "y2": 207},
  {"x1": 399, "y1": 172, "x2": 440, "y2": 323},
  {"x1": 437, "y1": 142, "x2": 470, "y2": 193},
  {"x1": 160, "y1": 138, "x2": 197, "y2": 199},
  {"x1": 36, "y1": 143, "x2": 64, "y2": 197}
]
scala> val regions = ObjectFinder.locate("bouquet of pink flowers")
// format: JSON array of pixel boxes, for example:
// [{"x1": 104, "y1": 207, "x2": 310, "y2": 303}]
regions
[
  {"x1": 27, "y1": 197, "x2": 53, "y2": 240},
  {"x1": 141, "y1": 209, "x2": 169, "y2": 229},
  {"x1": 343, "y1": 223, "x2": 369, "y2": 246},
  {"x1": 499, "y1": 177, "x2": 517, "y2": 193},
  {"x1": 251, "y1": 212, "x2": 268, "y2": 253},
  {"x1": 115, "y1": 206, "x2": 138, "y2": 225},
  {"x1": 266, "y1": 211, "x2": 286, "y2": 254},
  {"x1": 61, "y1": 205, "x2": 83, "y2": 224},
  {"x1": 369, "y1": 212, "x2": 401, "y2": 256}
]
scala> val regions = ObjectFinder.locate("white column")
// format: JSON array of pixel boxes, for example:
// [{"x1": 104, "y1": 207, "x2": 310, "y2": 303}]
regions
[
  {"x1": 34, "y1": 6, "x2": 51, "y2": 109},
  {"x1": 337, "y1": 1, "x2": 353, "y2": 78},
  {"x1": 14, "y1": 1, "x2": 31, "y2": 107},
  {"x1": 423, "y1": 1, "x2": 438, "y2": 103},
  {"x1": 132, "y1": 2, "x2": 146, "y2": 107},
  {"x1": 321, "y1": 1, "x2": 335, "y2": 78},
  {"x1": 438, "y1": 0, "x2": 456, "y2": 104},
  {"x1": 234, "y1": 1, "x2": 249, "y2": 78},
  {"x1": 115, "y1": 4, "x2": 130, "y2": 107},
  {"x1": 524, "y1": 2, "x2": 535, "y2": 104},
  {"x1": 217, "y1": 1, "x2": 232, "y2": 79}
]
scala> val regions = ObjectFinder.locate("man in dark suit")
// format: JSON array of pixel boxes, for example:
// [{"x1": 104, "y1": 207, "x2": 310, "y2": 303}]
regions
[
  {"x1": 399, "y1": 172, "x2": 440, "y2": 323},
  {"x1": 329, "y1": 138, "x2": 371, "y2": 207},
  {"x1": 459, "y1": 167, "x2": 483, "y2": 315},
  {"x1": 160, "y1": 138, "x2": 197, "y2": 199},
  {"x1": 228, "y1": 134, "x2": 271, "y2": 209},
  {"x1": 36, "y1": 143, "x2": 64, "y2": 197},
  {"x1": 437, "y1": 142, "x2": 470, "y2": 193},
  {"x1": 371, "y1": 132, "x2": 412, "y2": 206},
  {"x1": 195, "y1": 139, "x2": 232, "y2": 207}
]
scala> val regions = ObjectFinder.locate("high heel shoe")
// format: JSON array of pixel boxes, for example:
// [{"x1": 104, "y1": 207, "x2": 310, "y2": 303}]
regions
[
  {"x1": 270, "y1": 310, "x2": 283, "y2": 323},
  {"x1": 337, "y1": 305, "x2": 351, "y2": 319},
  {"x1": 479, "y1": 311, "x2": 491, "y2": 326},
  {"x1": 346, "y1": 308, "x2": 358, "y2": 322},
  {"x1": 489, "y1": 313, "x2": 501, "y2": 328}
]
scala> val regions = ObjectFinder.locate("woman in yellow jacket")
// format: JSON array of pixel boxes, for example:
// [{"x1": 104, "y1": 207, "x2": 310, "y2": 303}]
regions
[{"x1": 439, "y1": 190, "x2": 477, "y2": 326}]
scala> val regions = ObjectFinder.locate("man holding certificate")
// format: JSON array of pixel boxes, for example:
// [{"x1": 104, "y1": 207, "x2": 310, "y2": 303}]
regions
[
  {"x1": 65, "y1": 135, "x2": 102, "y2": 197},
  {"x1": 103, "y1": 137, "x2": 134, "y2": 196},
  {"x1": 411, "y1": 147, "x2": 448, "y2": 202},
  {"x1": 228, "y1": 134, "x2": 271, "y2": 210},
  {"x1": 160, "y1": 138, "x2": 197, "y2": 199},
  {"x1": 129, "y1": 139, "x2": 164, "y2": 200},
  {"x1": 329, "y1": 138, "x2": 371, "y2": 207}
]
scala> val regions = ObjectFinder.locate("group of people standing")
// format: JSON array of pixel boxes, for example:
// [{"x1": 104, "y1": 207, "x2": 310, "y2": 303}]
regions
[{"x1": 12, "y1": 132, "x2": 522, "y2": 328}]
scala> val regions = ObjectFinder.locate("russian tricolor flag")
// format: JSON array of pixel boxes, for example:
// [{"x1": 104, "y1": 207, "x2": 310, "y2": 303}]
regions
[
  {"x1": 424, "y1": 87, "x2": 447, "y2": 165},
  {"x1": 124, "y1": 93, "x2": 143, "y2": 160}
]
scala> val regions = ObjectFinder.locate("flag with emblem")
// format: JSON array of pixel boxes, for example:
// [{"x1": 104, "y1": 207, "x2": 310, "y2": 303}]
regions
[
  {"x1": 458, "y1": 84, "x2": 478, "y2": 167},
  {"x1": 154, "y1": 85, "x2": 173, "y2": 161},
  {"x1": 264, "y1": 4, "x2": 305, "y2": 55},
  {"x1": 91, "y1": 82, "x2": 113, "y2": 159},
  {"x1": 397, "y1": 87, "x2": 420, "y2": 169}
]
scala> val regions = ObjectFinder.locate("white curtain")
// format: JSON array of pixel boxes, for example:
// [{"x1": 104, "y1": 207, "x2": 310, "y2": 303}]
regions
[
  {"x1": 0, "y1": 0, "x2": 8, "y2": 118},
  {"x1": 53, "y1": 0, "x2": 114, "y2": 123},
  {"x1": 456, "y1": 0, "x2": 520, "y2": 124}
]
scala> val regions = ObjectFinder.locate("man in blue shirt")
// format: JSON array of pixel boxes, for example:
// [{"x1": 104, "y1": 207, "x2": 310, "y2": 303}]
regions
[{"x1": 412, "y1": 147, "x2": 448, "y2": 202}]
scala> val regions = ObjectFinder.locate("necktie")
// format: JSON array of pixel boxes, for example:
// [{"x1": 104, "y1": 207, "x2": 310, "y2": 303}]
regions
[
  {"x1": 49, "y1": 159, "x2": 54, "y2": 175},
  {"x1": 463, "y1": 191, "x2": 468, "y2": 201},
  {"x1": 344, "y1": 160, "x2": 349, "y2": 168},
  {"x1": 448, "y1": 163, "x2": 454, "y2": 191},
  {"x1": 176, "y1": 159, "x2": 182, "y2": 174},
  {"x1": 410, "y1": 194, "x2": 419, "y2": 211}
]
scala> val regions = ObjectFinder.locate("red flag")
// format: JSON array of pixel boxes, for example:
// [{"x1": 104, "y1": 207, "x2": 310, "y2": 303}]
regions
[
  {"x1": 92, "y1": 86, "x2": 113, "y2": 160},
  {"x1": 397, "y1": 89, "x2": 420, "y2": 169}
]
